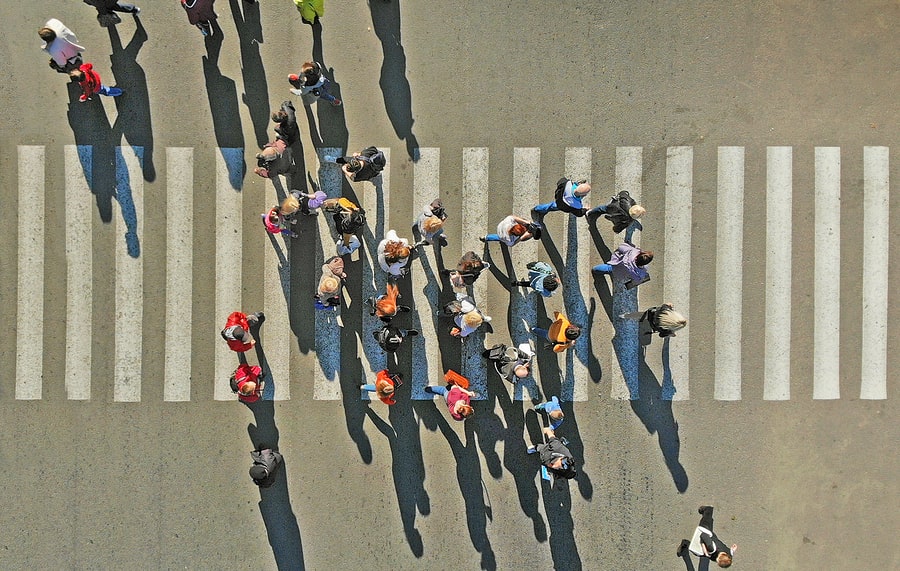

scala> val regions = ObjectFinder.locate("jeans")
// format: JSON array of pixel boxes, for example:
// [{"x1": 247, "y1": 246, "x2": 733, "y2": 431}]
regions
[
  {"x1": 316, "y1": 78, "x2": 337, "y2": 103},
  {"x1": 587, "y1": 204, "x2": 608, "y2": 216},
  {"x1": 592, "y1": 263, "x2": 613, "y2": 273},
  {"x1": 99, "y1": 2, "x2": 138, "y2": 14},
  {"x1": 98, "y1": 85, "x2": 123, "y2": 97},
  {"x1": 531, "y1": 327, "x2": 550, "y2": 343},
  {"x1": 533, "y1": 201, "x2": 558, "y2": 214},
  {"x1": 361, "y1": 384, "x2": 376, "y2": 392},
  {"x1": 484, "y1": 234, "x2": 501, "y2": 242},
  {"x1": 425, "y1": 385, "x2": 448, "y2": 397}
]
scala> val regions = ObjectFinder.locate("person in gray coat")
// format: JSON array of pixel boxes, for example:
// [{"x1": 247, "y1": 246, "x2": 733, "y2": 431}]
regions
[{"x1": 249, "y1": 447, "x2": 283, "y2": 488}]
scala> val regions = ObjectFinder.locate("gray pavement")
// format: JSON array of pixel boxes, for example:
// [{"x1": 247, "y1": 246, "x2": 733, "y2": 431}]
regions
[{"x1": 0, "y1": 1, "x2": 897, "y2": 570}]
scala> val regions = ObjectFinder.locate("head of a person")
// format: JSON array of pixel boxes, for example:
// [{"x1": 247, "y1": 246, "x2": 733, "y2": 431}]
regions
[
  {"x1": 463, "y1": 311, "x2": 483, "y2": 329},
  {"x1": 542, "y1": 276, "x2": 560, "y2": 292},
  {"x1": 377, "y1": 383, "x2": 395, "y2": 398},
  {"x1": 550, "y1": 457, "x2": 577, "y2": 479},
  {"x1": 280, "y1": 194, "x2": 300, "y2": 215},
  {"x1": 257, "y1": 147, "x2": 278, "y2": 162},
  {"x1": 320, "y1": 276, "x2": 340, "y2": 296},
  {"x1": 716, "y1": 553, "x2": 732, "y2": 568},
  {"x1": 658, "y1": 309, "x2": 687, "y2": 332},
  {"x1": 384, "y1": 241, "x2": 411, "y2": 262},
  {"x1": 300, "y1": 61, "x2": 317, "y2": 76},
  {"x1": 346, "y1": 158, "x2": 363, "y2": 173},
  {"x1": 249, "y1": 464, "x2": 268, "y2": 481},
  {"x1": 271, "y1": 110, "x2": 287, "y2": 123},
  {"x1": 38, "y1": 27, "x2": 56, "y2": 43},
  {"x1": 635, "y1": 250, "x2": 654, "y2": 267},
  {"x1": 629, "y1": 204, "x2": 646, "y2": 219},
  {"x1": 230, "y1": 326, "x2": 247, "y2": 342},
  {"x1": 422, "y1": 215, "x2": 444, "y2": 234},
  {"x1": 573, "y1": 182, "x2": 591, "y2": 197},
  {"x1": 514, "y1": 364, "x2": 530, "y2": 379},
  {"x1": 239, "y1": 381, "x2": 257, "y2": 396},
  {"x1": 266, "y1": 208, "x2": 282, "y2": 225},
  {"x1": 457, "y1": 404, "x2": 475, "y2": 419},
  {"x1": 549, "y1": 410, "x2": 565, "y2": 422},
  {"x1": 375, "y1": 283, "x2": 400, "y2": 317},
  {"x1": 564, "y1": 325, "x2": 581, "y2": 341},
  {"x1": 459, "y1": 258, "x2": 483, "y2": 274},
  {"x1": 69, "y1": 69, "x2": 85, "y2": 82},
  {"x1": 509, "y1": 223, "x2": 527, "y2": 237}
]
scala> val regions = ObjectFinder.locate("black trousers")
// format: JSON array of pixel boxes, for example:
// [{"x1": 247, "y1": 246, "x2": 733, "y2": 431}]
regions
[{"x1": 698, "y1": 505, "x2": 714, "y2": 530}]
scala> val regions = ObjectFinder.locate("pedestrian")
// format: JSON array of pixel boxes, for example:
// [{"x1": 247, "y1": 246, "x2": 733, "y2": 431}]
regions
[
  {"x1": 480, "y1": 215, "x2": 539, "y2": 246},
  {"x1": 533, "y1": 178, "x2": 591, "y2": 217},
  {"x1": 253, "y1": 139, "x2": 292, "y2": 179},
  {"x1": 360, "y1": 369, "x2": 402, "y2": 405},
  {"x1": 621, "y1": 303, "x2": 687, "y2": 345},
  {"x1": 82, "y1": 0, "x2": 141, "y2": 23},
  {"x1": 592, "y1": 242, "x2": 653, "y2": 289},
  {"x1": 336, "y1": 147, "x2": 386, "y2": 183},
  {"x1": 587, "y1": 190, "x2": 646, "y2": 233},
  {"x1": 412, "y1": 199, "x2": 448, "y2": 247},
  {"x1": 373, "y1": 324, "x2": 419, "y2": 353},
  {"x1": 531, "y1": 311, "x2": 581, "y2": 353},
  {"x1": 39, "y1": 19, "x2": 85, "y2": 74},
  {"x1": 534, "y1": 396, "x2": 565, "y2": 429},
  {"x1": 314, "y1": 256, "x2": 346, "y2": 310},
  {"x1": 261, "y1": 205, "x2": 299, "y2": 239},
  {"x1": 528, "y1": 427, "x2": 576, "y2": 480},
  {"x1": 512, "y1": 261, "x2": 561, "y2": 297},
  {"x1": 441, "y1": 251, "x2": 491, "y2": 289},
  {"x1": 366, "y1": 282, "x2": 411, "y2": 322},
  {"x1": 323, "y1": 197, "x2": 365, "y2": 255},
  {"x1": 70, "y1": 63, "x2": 123, "y2": 102},
  {"x1": 221, "y1": 311, "x2": 265, "y2": 352},
  {"x1": 249, "y1": 447, "x2": 283, "y2": 488},
  {"x1": 230, "y1": 362, "x2": 263, "y2": 403},
  {"x1": 377, "y1": 229, "x2": 412, "y2": 279},
  {"x1": 288, "y1": 61, "x2": 340, "y2": 105},
  {"x1": 482, "y1": 342, "x2": 533, "y2": 384},
  {"x1": 677, "y1": 506, "x2": 737, "y2": 568},
  {"x1": 181, "y1": 0, "x2": 216, "y2": 37},
  {"x1": 272, "y1": 100, "x2": 300, "y2": 146},
  {"x1": 293, "y1": 0, "x2": 325, "y2": 26},
  {"x1": 443, "y1": 293, "x2": 491, "y2": 338},
  {"x1": 424, "y1": 371, "x2": 476, "y2": 421},
  {"x1": 290, "y1": 188, "x2": 328, "y2": 216}
]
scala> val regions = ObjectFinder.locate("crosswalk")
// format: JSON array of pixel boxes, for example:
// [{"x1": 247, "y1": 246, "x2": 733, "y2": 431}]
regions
[{"x1": 6, "y1": 144, "x2": 891, "y2": 402}]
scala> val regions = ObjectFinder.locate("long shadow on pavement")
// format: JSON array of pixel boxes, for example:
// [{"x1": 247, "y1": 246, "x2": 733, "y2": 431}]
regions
[{"x1": 229, "y1": 0, "x2": 270, "y2": 149}]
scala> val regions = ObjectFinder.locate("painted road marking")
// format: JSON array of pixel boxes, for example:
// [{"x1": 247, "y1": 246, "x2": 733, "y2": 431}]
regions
[
  {"x1": 764, "y1": 147, "x2": 792, "y2": 400},
  {"x1": 65, "y1": 145, "x2": 93, "y2": 400},
  {"x1": 813, "y1": 147, "x2": 841, "y2": 400},
  {"x1": 860, "y1": 146, "x2": 889, "y2": 400},
  {"x1": 461, "y1": 147, "x2": 490, "y2": 399},
  {"x1": 16, "y1": 146, "x2": 45, "y2": 400}
]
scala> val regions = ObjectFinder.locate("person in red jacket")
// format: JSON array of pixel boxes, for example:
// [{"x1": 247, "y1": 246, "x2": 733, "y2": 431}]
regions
[
  {"x1": 231, "y1": 363, "x2": 263, "y2": 403},
  {"x1": 360, "y1": 370, "x2": 401, "y2": 405},
  {"x1": 69, "y1": 62, "x2": 122, "y2": 101},
  {"x1": 220, "y1": 311, "x2": 265, "y2": 352}
]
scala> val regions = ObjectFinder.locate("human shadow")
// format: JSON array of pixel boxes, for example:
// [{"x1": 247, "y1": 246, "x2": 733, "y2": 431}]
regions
[
  {"x1": 679, "y1": 551, "x2": 711, "y2": 571},
  {"x1": 308, "y1": 24, "x2": 349, "y2": 153},
  {"x1": 244, "y1": 336, "x2": 306, "y2": 570},
  {"x1": 365, "y1": 401, "x2": 430, "y2": 557},
  {"x1": 66, "y1": 82, "x2": 116, "y2": 224},
  {"x1": 368, "y1": 0, "x2": 419, "y2": 160},
  {"x1": 229, "y1": 0, "x2": 270, "y2": 149},
  {"x1": 202, "y1": 19, "x2": 245, "y2": 190},
  {"x1": 107, "y1": 19, "x2": 155, "y2": 182},
  {"x1": 629, "y1": 340, "x2": 689, "y2": 492}
]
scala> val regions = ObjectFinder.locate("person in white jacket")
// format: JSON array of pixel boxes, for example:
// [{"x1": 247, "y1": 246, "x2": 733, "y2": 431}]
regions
[
  {"x1": 39, "y1": 19, "x2": 85, "y2": 74},
  {"x1": 377, "y1": 229, "x2": 412, "y2": 278}
]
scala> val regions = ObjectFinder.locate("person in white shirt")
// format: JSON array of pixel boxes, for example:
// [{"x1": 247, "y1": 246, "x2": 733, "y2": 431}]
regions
[
  {"x1": 480, "y1": 215, "x2": 536, "y2": 247},
  {"x1": 39, "y1": 19, "x2": 85, "y2": 74},
  {"x1": 377, "y1": 229, "x2": 412, "y2": 278}
]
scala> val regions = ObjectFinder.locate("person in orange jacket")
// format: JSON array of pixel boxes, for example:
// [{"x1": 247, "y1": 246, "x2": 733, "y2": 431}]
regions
[
  {"x1": 70, "y1": 62, "x2": 122, "y2": 101},
  {"x1": 220, "y1": 311, "x2": 265, "y2": 352},
  {"x1": 360, "y1": 370, "x2": 401, "y2": 405},
  {"x1": 531, "y1": 311, "x2": 581, "y2": 352}
]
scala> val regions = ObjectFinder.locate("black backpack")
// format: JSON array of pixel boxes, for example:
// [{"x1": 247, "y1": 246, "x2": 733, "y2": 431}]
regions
[{"x1": 334, "y1": 208, "x2": 367, "y2": 233}]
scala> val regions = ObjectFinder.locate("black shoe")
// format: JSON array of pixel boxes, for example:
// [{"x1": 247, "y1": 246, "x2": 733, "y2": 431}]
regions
[
  {"x1": 478, "y1": 236, "x2": 486, "y2": 243},
  {"x1": 406, "y1": 330, "x2": 419, "y2": 336},
  {"x1": 424, "y1": 386, "x2": 435, "y2": 394},
  {"x1": 398, "y1": 305, "x2": 412, "y2": 313},
  {"x1": 677, "y1": 540, "x2": 689, "y2": 557},
  {"x1": 698, "y1": 505, "x2": 711, "y2": 514},
  {"x1": 438, "y1": 235, "x2": 448, "y2": 246},
  {"x1": 255, "y1": 312, "x2": 266, "y2": 324}
]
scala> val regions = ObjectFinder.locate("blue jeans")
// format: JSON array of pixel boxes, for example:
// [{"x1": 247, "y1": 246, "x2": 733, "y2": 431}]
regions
[
  {"x1": 484, "y1": 234, "x2": 501, "y2": 242},
  {"x1": 587, "y1": 204, "x2": 607, "y2": 216},
  {"x1": 99, "y1": 85, "x2": 123, "y2": 97},
  {"x1": 593, "y1": 263, "x2": 612, "y2": 273},
  {"x1": 361, "y1": 384, "x2": 376, "y2": 392},
  {"x1": 533, "y1": 201, "x2": 558, "y2": 214},
  {"x1": 425, "y1": 385, "x2": 448, "y2": 397},
  {"x1": 316, "y1": 78, "x2": 337, "y2": 103},
  {"x1": 531, "y1": 327, "x2": 550, "y2": 343}
]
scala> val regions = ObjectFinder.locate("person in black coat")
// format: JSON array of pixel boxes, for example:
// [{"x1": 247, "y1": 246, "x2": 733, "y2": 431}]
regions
[
  {"x1": 528, "y1": 427, "x2": 576, "y2": 480},
  {"x1": 272, "y1": 101, "x2": 300, "y2": 146},
  {"x1": 249, "y1": 447, "x2": 283, "y2": 488},
  {"x1": 83, "y1": 0, "x2": 140, "y2": 16},
  {"x1": 677, "y1": 505, "x2": 737, "y2": 568},
  {"x1": 373, "y1": 324, "x2": 418, "y2": 353},
  {"x1": 587, "y1": 190, "x2": 646, "y2": 233},
  {"x1": 621, "y1": 303, "x2": 687, "y2": 345},
  {"x1": 338, "y1": 146, "x2": 386, "y2": 182}
]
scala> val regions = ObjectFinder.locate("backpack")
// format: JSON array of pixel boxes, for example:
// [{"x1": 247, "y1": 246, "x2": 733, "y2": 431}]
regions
[
  {"x1": 335, "y1": 207, "x2": 366, "y2": 234},
  {"x1": 362, "y1": 147, "x2": 386, "y2": 172},
  {"x1": 374, "y1": 326, "x2": 403, "y2": 352},
  {"x1": 482, "y1": 343, "x2": 508, "y2": 362}
]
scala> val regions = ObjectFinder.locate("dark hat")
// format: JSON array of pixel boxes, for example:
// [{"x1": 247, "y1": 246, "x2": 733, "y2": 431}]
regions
[{"x1": 249, "y1": 464, "x2": 268, "y2": 481}]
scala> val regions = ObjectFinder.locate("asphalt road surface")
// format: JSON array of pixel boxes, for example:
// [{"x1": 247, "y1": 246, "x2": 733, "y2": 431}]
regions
[{"x1": 0, "y1": 1, "x2": 897, "y2": 570}]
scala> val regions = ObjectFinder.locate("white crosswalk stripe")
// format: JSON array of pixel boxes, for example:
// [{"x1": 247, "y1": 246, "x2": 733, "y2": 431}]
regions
[{"x1": 5, "y1": 144, "x2": 893, "y2": 402}]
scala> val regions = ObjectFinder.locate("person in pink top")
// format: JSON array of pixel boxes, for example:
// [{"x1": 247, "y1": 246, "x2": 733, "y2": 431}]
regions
[{"x1": 424, "y1": 374, "x2": 477, "y2": 421}]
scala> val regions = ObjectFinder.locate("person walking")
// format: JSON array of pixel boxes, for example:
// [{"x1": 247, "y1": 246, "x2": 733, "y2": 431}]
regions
[
  {"x1": 289, "y1": 188, "x2": 327, "y2": 216},
  {"x1": 533, "y1": 178, "x2": 591, "y2": 217},
  {"x1": 592, "y1": 242, "x2": 653, "y2": 290},
  {"x1": 677, "y1": 506, "x2": 737, "y2": 568},
  {"x1": 528, "y1": 427, "x2": 576, "y2": 480},
  {"x1": 531, "y1": 312, "x2": 581, "y2": 353},
  {"x1": 480, "y1": 215, "x2": 539, "y2": 247},
  {"x1": 336, "y1": 147, "x2": 386, "y2": 183},
  {"x1": 424, "y1": 372, "x2": 476, "y2": 421},
  {"x1": 314, "y1": 256, "x2": 346, "y2": 310},
  {"x1": 253, "y1": 139, "x2": 292, "y2": 179},
  {"x1": 323, "y1": 197, "x2": 365, "y2": 255},
  {"x1": 221, "y1": 311, "x2": 265, "y2": 352},
  {"x1": 621, "y1": 303, "x2": 687, "y2": 345},
  {"x1": 293, "y1": 0, "x2": 325, "y2": 26},
  {"x1": 230, "y1": 362, "x2": 264, "y2": 403},
  {"x1": 70, "y1": 63, "x2": 122, "y2": 101},
  {"x1": 483, "y1": 342, "x2": 533, "y2": 384},
  {"x1": 83, "y1": 0, "x2": 141, "y2": 21},
  {"x1": 249, "y1": 447, "x2": 283, "y2": 488},
  {"x1": 440, "y1": 251, "x2": 490, "y2": 289},
  {"x1": 181, "y1": 0, "x2": 217, "y2": 36},
  {"x1": 272, "y1": 100, "x2": 300, "y2": 146},
  {"x1": 39, "y1": 19, "x2": 85, "y2": 74},
  {"x1": 261, "y1": 205, "x2": 299, "y2": 239},
  {"x1": 444, "y1": 293, "x2": 491, "y2": 338},
  {"x1": 373, "y1": 324, "x2": 419, "y2": 353},
  {"x1": 412, "y1": 198, "x2": 448, "y2": 247},
  {"x1": 534, "y1": 396, "x2": 565, "y2": 429},
  {"x1": 288, "y1": 61, "x2": 340, "y2": 105},
  {"x1": 360, "y1": 369, "x2": 402, "y2": 405},
  {"x1": 377, "y1": 229, "x2": 412, "y2": 279},
  {"x1": 366, "y1": 282, "x2": 411, "y2": 322},
  {"x1": 587, "y1": 190, "x2": 646, "y2": 234},
  {"x1": 512, "y1": 261, "x2": 560, "y2": 297}
]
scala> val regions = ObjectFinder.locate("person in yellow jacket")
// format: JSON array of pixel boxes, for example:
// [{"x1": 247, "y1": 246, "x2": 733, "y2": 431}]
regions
[
  {"x1": 531, "y1": 312, "x2": 581, "y2": 352},
  {"x1": 294, "y1": 0, "x2": 324, "y2": 25}
]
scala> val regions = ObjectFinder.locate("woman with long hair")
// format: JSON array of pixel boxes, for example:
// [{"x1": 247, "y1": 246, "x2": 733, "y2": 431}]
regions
[{"x1": 366, "y1": 283, "x2": 411, "y2": 322}]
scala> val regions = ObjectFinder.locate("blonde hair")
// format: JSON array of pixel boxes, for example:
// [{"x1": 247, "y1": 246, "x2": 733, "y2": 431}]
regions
[
  {"x1": 375, "y1": 283, "x2": 400, "y2": 317},
  {"x1": 422, "y1": 216, "x2": 444, "y2": 234},
  {"x1": 319, "y1": 276, "x2": 340, "y2": 295},
  {"x1": 657, "y1": 309, "x2": 687, "y2": 332},
  {"x1": 300, "y1": 61, "x2": 316, "y2": 74},
  {"x1": 629, "y1": 204, "x2": 646, "y2": 219},
  {"x1": 239, "y1": 381, "x2": 257, "y2": 395},
  {"x1": 281, "y1": 194, "x2": 300, "y2": 215},
  {"x1": 463, "y1": 312, "x2": 483, "y2": 328}
]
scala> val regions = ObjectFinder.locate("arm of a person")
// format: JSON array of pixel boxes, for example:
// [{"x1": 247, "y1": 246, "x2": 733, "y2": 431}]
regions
[{"x1": 512, "y1": 216, "x2": 530, "y2": 225}]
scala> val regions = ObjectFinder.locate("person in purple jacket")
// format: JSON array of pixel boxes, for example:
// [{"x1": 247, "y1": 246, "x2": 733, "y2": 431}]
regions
[{"x1": 592, "y1": 242, "x2": 653, "y2": 289}]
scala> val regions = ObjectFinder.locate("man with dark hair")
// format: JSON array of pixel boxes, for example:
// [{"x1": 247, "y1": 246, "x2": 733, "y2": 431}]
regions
[
  {"x1": 82, "y1": 0, "x2": 141, "y2": 17},
  {"x1": 528, "y1": 427, "x2": 576, "y2": 480}
]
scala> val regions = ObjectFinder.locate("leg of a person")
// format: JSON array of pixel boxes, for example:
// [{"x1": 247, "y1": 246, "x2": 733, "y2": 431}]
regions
[
  {"x1": 531, "y1": 327, "x2": 550, "y2": 342},
  {"x1": 534, "y1": 403, "x2": 546, "y2": 411},
  {"x1": 592, "y1": 263, "x2": 613, "y2": 273},
  {"x1": 698, "y1": 506, "x2": 714, "y2": 530},
  {"x1": 112, "y1": 2, "x2": 138, "y2": 13},
  {"x1": 317, "y1": 78, "x2": 337, "y2": 103},
  {"x1": 484, "y1": 234, "x2": 501, "y2": 241},
  {"x1": 98, "y1": 85, "x2": 123, "y2": 97},
  {"x1": 533, "y1": 201, "x2": 558, "y2": 214},
  {"x1": 587, "y1": 204, "x2": 608, "y2": 215},
  {"x1": 361, "y1": 384, "x2": 376, "y2": 392},
  {"x1": 428, "y1": 386, "x2": 448, "y2": 397}
]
